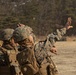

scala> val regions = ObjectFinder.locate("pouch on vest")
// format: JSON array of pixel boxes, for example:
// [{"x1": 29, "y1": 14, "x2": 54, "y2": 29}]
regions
[{"x1": 17, "y1": 48, "x2": 39, "y2": 74}]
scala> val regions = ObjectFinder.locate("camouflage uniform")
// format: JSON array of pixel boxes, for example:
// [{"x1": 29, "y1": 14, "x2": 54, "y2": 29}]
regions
[
  {"x1": 17, "y1": 23, "x2": 36, "y2": 43},
  {"x1": 0, "y1": 28, "x2": 22, "y2": 75},
  {"x1": 34, "y1": 28, "x2": 67, "y2": 75},
  {"x1": 13, "y1": 26, "x2": 39, "y2": 75}
]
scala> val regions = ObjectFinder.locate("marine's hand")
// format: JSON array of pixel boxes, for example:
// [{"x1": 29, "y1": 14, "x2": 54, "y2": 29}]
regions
[
  {"x1": 50, "y1": 46, "x2": 57, "y2": 55},
  {"x1": 65, "y1": 17, "x2": 73, "y2": 30},
  {"x1": 66, "y1": 26, "x2": 73, "y2": 30}
]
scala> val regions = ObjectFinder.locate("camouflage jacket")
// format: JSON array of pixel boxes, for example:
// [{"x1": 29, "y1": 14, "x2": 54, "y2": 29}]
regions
[{"x1": 34, "y1": 28, "x2": 66, "y2": 64}]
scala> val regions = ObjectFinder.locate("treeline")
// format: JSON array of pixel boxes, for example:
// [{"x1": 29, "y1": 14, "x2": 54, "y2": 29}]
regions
[{"x1": 0, "y1": 0, "x2": 76, "y2": 36}]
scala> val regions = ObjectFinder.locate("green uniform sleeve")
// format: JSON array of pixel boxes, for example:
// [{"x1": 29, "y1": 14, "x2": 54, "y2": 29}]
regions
[
  {"x1": 34, "y1": 28, "x2": 67, "y2": 57},
  {"x1": 47, "y1": 28, "x2": 67, "y2": 46}
]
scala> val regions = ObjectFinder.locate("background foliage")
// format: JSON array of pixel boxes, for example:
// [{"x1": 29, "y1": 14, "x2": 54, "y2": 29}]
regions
[{"x1": 0, "y1": 0, "x2": 76, "y2": 36}]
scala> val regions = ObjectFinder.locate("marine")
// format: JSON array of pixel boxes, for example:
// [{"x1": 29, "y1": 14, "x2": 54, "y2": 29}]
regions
[
  {"x1": 17, "y1": 23, "x2": 36, "y2": 43},
  {"x1": 34, "y1": 17, "x2": 73, "y2": 75},
  {"x1": 0, "y1": 28, "x2": 22, "y2": 75},
  {"x1": 13, "y1": 26, "x2": 39, "y2": 75},
  {"x1": 13, "y1": 17, "x2": 73, "y2": 75}
]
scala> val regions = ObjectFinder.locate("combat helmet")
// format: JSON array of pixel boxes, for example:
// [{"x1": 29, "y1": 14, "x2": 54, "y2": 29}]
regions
[
  {"x1": 1, "y1": 28, "x2": 14, "y2": 41},
  {"x1": 17, "y1": 23, "x2": 33, "y2": 34},
  {"x1": 16, "y1": 23, "x2": 36, "y2": 42},
  {"x1": 13, "y1": 26, "x2": 30, "y2": 42}
]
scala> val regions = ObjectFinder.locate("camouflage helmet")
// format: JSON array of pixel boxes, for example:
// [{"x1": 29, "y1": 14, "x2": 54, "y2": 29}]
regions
[
  {"x1": 13, "y1": 26, "x2": 30, "y2": 42},
  {"x1": 1, "y1": 28, "x2": 14, "y2": 41},
  {"x1": 17, "y1": 23, "x2": 33, "y2": 33}
]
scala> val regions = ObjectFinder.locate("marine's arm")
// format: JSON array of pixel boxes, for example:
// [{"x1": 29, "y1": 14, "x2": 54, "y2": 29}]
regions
[
  {"x1": 47, "y1": 17, "x2": 73, "y2": 45},
  {"x1": 46, "y1": 17, "x2": 73, "y2": 54}
]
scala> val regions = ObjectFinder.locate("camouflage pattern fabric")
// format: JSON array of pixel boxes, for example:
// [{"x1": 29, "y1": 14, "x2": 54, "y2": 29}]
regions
[
  {"x1": 0, "y1": 45, "x2": 23, "y2": 75},
  {"x1": 34, "y1": 41, "x2": 58, "y2": 75},
  {"x1": 7, "y1": 49, "x2": 22, "y2": 75},
  {"x1": 24, "y1": 25, "x2": 33, "y2": 34},
  {"x1": 1, "y1": 28, "x2": 14, "y2": 41},
  {"x1": 13, "y1": 26, "x2": 39, "y2": 75},
  {"x1": 13, "y1": 26, "x2": 30, "y2": 42},
  {"x1": 23, "y1": 25, "x2": 36, "y2": 43},
  {"x1": 0, "y1": 47, "x2": 9, "y2": 66},
  {"x1": 34, "y1": 28, "x2": 67, "y2": 75},
  {"x1": 24, "y1": 26, "x2": 36, "y2": 42},
  {"x1": 47, "y1": 28, "x2": 66, "y2": 46},
  {"x1": 17, "y1": 47, "x2": 39, "y2": 75},
  {"x1": 17, "y1": 24, "x2": 33, "y2": 34},
  {"x1": 16, "y1": 24, "x2": 36, "y2": 43},
  {"x1": 34, "y1": 41, "x2": 47, "y2": 64},
  {"x1": 0, "y1": 28, "x2": 23, "y2": 75},
  {"x1": 0, "y1": 47, "x2": 10, "y2": 75},
  {"x1": 39, "y1": 60, "x2": 58, "y2": 75}
]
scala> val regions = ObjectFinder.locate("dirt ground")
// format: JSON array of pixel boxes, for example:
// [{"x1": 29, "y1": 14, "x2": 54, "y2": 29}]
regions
[{"x1": 52, "y1": 41, "x2": 76, "y2": 75}]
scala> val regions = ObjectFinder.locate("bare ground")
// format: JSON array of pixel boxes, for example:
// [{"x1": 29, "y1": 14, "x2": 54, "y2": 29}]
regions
[{"x1": 52, "y1": 41, "x2": 76, "y2": 75}]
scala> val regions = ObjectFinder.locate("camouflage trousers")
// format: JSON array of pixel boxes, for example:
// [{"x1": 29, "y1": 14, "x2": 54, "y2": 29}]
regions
[{"x1": 39, "y1": 59, "x2": 58, "y2": 75}]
